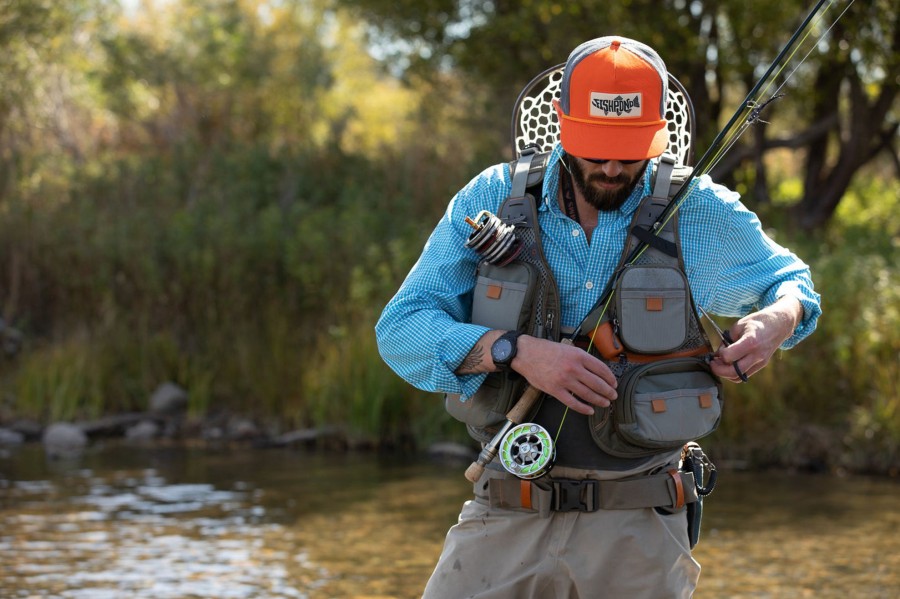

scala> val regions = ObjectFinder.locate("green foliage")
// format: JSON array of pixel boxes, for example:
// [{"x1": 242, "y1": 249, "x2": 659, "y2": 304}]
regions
[{"x1": 0, "y1": 0, "x2": 896, "y2": 471}]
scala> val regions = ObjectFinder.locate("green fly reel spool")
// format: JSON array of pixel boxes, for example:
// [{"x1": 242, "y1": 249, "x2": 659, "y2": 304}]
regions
[{"x1": 498, "y1": 423, "x2": 555, "y2": 480}]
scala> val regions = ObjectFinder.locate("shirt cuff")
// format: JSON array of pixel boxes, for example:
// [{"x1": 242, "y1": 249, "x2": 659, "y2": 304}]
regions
[
  {"x1": 438, "y1": 322, "x2": 491, "y2": 399},
  {"x1": 763, "y1": 281, "x2": 822, "y2": 349}
]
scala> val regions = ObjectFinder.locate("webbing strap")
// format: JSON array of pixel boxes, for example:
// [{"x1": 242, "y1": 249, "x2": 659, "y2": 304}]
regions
[
  {"x1": 510, "y1": 153, "x2": 535, "y2": 199},
  {"x1": 477, "y1": 469, "x2": 698, "y2": 514},
  {"x1": 652, "y1": 153, "x2": 677, "y2": 199},
  {"x1": 520, "y1": 480, "x2": 533, "y2": 509},
  {"x1": 630, "y1": 224, "x2": 678, "y2": 257},
  {"x1": 668, "y1": 468, "x2": 686, "y2": 509}
]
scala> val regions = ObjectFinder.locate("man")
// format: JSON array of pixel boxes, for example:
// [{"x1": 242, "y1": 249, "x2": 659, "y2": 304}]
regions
[{"x1": 376, "y1": 36, "x2": 821, "y2": 598}]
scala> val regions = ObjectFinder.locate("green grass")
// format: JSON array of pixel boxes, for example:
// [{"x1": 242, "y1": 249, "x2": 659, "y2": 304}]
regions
[{"x1": 1, "y1": 147, "x2": 897, "y2": 472}]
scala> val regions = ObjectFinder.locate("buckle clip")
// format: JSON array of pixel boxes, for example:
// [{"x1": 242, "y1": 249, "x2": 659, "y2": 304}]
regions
[{"x1": 552, "y1": 479, "x2": 599, "y2": 512}]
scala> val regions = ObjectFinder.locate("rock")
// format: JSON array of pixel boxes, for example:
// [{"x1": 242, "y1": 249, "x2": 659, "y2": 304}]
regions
[
  {"x1": 8, "y1": 419, "x2": 42, "y2": 441},
  {"x1": 268, "y1": 426, "x2": 343, "y2": 448},
  {"x1": 786, "y1": 424, "x2": 839, "y2": 473},
  {"x1": 125, "y1": 420, "x2": 160, "y2": 442},
  {"x1": 202, "y1": 426, "x2": 224, "y2": 441},
  {"x1": 0, "y1": 318, "x2": 23, "y2": 357},
  {"x1": 42, "y1": 423, "x2": 88, "y2": 458},
  {"x1": 227, "y1": 418, "x2": 261, "y2": 441},
  {"x1": 275, "y1": 428, "x2": 321, "y2": 446},
  {"x1": 0, "y1": 427, "x2": 25, "y2": 446},
  {"x1": 81, "y1": 413, "x2": 150, "y2": 437},
  {"x1": 149, "y1": 382, "x2": 188, "y2": 415}
]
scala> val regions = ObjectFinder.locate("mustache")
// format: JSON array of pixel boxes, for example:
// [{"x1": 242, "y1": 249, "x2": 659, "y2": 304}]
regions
[{"x1": 588, "y1": 173, "x2": 631, "y2": 185}]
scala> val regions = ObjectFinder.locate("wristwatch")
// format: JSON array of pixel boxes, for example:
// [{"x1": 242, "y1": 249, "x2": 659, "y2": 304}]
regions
[{"x1": 491, "y1": 331, "x2": 523, "y2": 371}]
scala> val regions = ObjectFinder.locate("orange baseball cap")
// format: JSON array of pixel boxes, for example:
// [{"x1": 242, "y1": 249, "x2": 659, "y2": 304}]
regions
[{"x1": 554, "y1": 37, "x2": 669, "y2": 160}]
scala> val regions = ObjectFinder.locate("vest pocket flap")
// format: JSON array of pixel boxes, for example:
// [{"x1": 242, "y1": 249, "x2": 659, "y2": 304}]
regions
[
  {"x1": 472, "y1": 261, "x2": 537, "y2": 332},
  {"x1": 630, "y1": 386, "x2": 721, "y2": 444},
  {"x1": 616, "y1": 265, "x2": 689, "y2": 354}
]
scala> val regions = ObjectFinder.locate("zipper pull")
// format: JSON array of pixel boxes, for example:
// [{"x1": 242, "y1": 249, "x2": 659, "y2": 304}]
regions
[{"x1": 612, "y1": 319, "x2": 621, "y2": 350}]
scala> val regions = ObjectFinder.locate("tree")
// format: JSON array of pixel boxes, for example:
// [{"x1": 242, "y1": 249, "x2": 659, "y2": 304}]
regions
[{"x1": 337, "y1": 0, "x2": 898, "y2": 228}]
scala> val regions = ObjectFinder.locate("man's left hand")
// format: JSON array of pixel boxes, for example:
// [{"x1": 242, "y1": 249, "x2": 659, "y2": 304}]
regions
[{"x1": 709, "y1": 296, "x2": 803, "y2": 383}]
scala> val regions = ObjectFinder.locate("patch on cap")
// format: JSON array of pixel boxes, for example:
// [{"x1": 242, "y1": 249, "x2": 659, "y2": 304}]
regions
[{"x1": 590, "y1": 92, "x2": 643, "y2": 118}]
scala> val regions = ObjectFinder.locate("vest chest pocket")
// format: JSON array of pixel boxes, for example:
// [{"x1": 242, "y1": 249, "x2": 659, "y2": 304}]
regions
[
  {"x1": 471, "y1": 261, "x2": 538, "y2": 333},
  {"x1": 615, "y1": 264, "x2": 689, "y2": 354}
]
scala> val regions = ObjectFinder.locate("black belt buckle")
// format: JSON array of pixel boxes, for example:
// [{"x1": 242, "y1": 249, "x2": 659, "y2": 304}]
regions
[{"x1": 551, "y1": 479, "x2": 599, "y2": 512}]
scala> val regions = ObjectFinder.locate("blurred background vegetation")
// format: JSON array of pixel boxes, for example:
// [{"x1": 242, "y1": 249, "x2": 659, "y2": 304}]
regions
[{"x1": 0, "y1": 0, "x2": 897, "y2": 473}]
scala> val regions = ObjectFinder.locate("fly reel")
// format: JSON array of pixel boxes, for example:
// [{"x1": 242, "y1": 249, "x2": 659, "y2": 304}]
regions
[
  {"x1": 498, "y1": 422, "x2": 555, "y2": 480},
  {"x1": 464, "y1": 210, "x2": 523, "y2": 266}
]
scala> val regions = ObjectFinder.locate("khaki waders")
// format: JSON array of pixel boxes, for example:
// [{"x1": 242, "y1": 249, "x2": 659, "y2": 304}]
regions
[{"x1": 423, "y1": 460, "x2": 701, "y2": 599}]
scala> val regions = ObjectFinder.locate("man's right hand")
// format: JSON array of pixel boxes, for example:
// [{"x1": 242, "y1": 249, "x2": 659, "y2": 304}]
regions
[{"x1": 512, "y1": 335, "x2": 617, "y2": 415}]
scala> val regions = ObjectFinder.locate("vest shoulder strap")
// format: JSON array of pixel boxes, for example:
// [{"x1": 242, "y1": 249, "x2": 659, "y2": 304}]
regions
[
  {"x1": 505, "y1": 148, "x2": 550, "y2": 221},
  {"x1": 621, "y1": 153, "x2": 685, "y2": 263}
]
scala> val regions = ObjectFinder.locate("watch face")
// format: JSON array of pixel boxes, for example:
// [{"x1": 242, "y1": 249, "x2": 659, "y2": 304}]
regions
[{"x1": 492, "y1": 338, "x2": 514, "y2": 363}]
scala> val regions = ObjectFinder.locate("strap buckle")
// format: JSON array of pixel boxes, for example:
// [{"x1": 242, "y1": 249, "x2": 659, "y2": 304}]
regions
[{"x1": 551, "y1": 479, "x2": 599, "y2": 512}]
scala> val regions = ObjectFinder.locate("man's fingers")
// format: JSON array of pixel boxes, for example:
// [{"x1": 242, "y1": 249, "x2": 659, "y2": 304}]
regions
[
  {"x1": 559, "y1": 392, "x2": 596, "y2": 416},
  {"x1": 583, "y1": 354, "x2": 618, "y2": 389},
  {"x1": 570, "y1": 379, "x2": 615, "y2": 407}
]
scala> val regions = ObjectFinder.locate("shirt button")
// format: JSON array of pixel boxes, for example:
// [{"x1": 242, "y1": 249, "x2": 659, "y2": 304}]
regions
[
  {"x1": 571, "y1": 228, "x2": 580, "y2": 237},
  {"x1": 585, "y1": 281, "x2": 594, "y2": 290}
]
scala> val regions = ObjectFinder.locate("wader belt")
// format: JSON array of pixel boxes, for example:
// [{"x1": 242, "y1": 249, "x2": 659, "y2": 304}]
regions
[{"x1": 474, "y1": 467, "x2": 698, "y2": 518}]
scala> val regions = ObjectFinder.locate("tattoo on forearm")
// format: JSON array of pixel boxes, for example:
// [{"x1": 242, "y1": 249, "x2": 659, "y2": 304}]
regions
[{"x1": 456, "y1": 345, "x2": 485, "y2": 374}]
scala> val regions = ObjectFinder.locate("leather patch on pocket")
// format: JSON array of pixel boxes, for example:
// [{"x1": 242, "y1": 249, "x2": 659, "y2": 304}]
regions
[
  {"x1": 486, "y1": 284, "x2": 502, "y2": 299},
  {"x1": 651, "y1": 399, "x2": 667, "y2": 413},
  {"x1": 646, "y1": 297, "x2": 664, "y2": 311},
  {"x1": 698, "y1": 393, "x2": 713, "y2": 409}
]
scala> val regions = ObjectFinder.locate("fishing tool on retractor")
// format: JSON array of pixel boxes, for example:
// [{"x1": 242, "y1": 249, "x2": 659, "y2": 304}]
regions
[
  {"x1": 464, "y1": 211, "x2": 524, "y2": 266},
  {"x1": 697, "y1": 305, "x2": 749, "y2": 382}
]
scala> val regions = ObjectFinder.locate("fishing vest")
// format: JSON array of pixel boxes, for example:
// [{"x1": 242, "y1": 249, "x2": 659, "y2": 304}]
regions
[{"x1": 445, "y1": 150, "x2": 723, "y2": 471}]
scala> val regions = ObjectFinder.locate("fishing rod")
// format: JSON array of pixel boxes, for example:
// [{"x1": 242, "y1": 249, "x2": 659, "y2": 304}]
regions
[
  {"x1": 577, "y1": 0, "x2": 856, "y2": 341},
  {"x1": 464, "y1": 0, "x2": 855, "y2": 483}
]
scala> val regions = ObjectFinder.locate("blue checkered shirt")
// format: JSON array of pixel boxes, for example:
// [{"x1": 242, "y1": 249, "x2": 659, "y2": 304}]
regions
[{"x1": 375, "y1": 144, "x2": 821, "y2": 400}]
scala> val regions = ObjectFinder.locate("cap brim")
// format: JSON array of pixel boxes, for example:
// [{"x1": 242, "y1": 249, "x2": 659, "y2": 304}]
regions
[{"x1": 555, "y1": 102, "x2": 669, "y2": 160}]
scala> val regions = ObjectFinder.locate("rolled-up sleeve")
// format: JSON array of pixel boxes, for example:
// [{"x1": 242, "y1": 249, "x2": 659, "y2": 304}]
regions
[
  {"x1": 375, "y1": 164, "x2": 510, "y2": 398},
  {"x1": 686, "y1": 177, "x2": 821, "y2": 349}
]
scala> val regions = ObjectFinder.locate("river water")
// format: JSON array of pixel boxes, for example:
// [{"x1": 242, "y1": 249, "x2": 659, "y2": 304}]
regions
[{"x1": 0, "y1": 443, "x2": 897, "y2": 598}]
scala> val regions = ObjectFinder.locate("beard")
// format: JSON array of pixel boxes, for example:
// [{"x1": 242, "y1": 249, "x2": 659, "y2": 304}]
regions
[{"x1": 569, "y1": 158, "x2": 645, "y2": 212}]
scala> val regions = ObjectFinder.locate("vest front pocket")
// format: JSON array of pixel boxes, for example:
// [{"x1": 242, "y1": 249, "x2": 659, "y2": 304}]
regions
[
  {"x1": 615, "y1": 264, "x2": 689, "y2": 354},
  {"x1": 471, "y1": 261, "x2": 538, "y2": 333}
]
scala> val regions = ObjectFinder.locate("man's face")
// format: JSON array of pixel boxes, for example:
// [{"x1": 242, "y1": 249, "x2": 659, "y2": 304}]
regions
[{"x1": 568, "y1": 156, "x2": 648, "y2": 212}]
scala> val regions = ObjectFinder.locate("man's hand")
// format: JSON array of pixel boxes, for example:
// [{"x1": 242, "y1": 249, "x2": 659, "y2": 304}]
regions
[
  {"x1": 454, "y1": 330, "x2": 618, "y2": 416},
  {"x1": 513, "y1": 334, "x2": 618, "y2": 415},
  {"x1": 710, "y1": 296, "x2": 803, "y2": 383}
]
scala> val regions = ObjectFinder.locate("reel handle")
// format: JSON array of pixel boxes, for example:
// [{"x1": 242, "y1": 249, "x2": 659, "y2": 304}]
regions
[{"x1": 464, "y1": 338, "x2": 573, "y2": 483}]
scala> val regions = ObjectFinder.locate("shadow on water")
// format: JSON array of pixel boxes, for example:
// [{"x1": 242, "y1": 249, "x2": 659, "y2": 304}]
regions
[{"x1": 1, "y1": 443, "x2": 898, "y2": 598}]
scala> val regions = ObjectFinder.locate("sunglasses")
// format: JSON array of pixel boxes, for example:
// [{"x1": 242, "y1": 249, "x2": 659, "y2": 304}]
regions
[{"x1": 582, "y1": 157, "x2": 643, "y2": 165}]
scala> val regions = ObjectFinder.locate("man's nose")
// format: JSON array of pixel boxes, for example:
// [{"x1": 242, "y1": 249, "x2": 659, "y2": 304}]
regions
[{"x1": 600, "y1": 161, "x2": 625, "y2": 177}]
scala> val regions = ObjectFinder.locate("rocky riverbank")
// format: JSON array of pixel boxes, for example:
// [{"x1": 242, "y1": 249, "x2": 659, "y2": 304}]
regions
[{"x1": 0, "y1": 381, "x2": 478, "y2": 463}]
